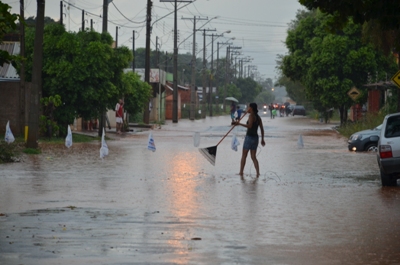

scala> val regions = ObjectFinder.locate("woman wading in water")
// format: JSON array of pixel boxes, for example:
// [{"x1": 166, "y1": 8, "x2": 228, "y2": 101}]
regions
[{"x1": 235, "y1": 103, "x2": 265, "y2": 177}]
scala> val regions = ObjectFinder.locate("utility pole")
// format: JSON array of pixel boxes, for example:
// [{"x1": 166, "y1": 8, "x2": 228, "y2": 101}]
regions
[
  {"x1": 27, "y1": 0, "x2": 45, "y2": 149},
  {"x1": 156, "y1": 36, "x2": 161, "y2": 122},
  {"x1": 209, "y1": 33, "x2": 214, "y2": 117},
  {"x1": 143, "y1": 0, "x2": 152, "y2": 124},
  {"x1": 98, "y1": 0, "x2": 109, "y2": 137},
  {"x1": 102, "y1": 0, "x2": 108, "y2": 33},
  {"x1": 205, "y1": 33, "x2": 225, "y2": 116},
  {"x1": 182, "y1": 16, "x2": 206, "y2": 120},
  {"x1": 59, "y1": 1, "x2": 63, "y2": 25},
  {"x1": 224, "y1": 45, "x2": 241, "y2": 111},
  {"x1": 224, "y1": 45, "x2": 229, "y2": 112},
  {"x1": 172, "y1": 0, "x2": 178, "y2": 123},
  {"x1": 217, "y1": 41, "x2": 233, "y2": 112},
  {"x1": 201, "y1": 28, "x2": 216, "y2": 118},
  {"x1": 132, "y1": 30, "x2": 135, "y2": 71},
  {"x1": 20, "y1": 0, "x2": 26, "y2": 137},
  {"x1": 81, "y1": 9, "x2": 84, "y2": 31},
  {"x1": 115, "y1": 26, "x2": 119, "y2": 47}
]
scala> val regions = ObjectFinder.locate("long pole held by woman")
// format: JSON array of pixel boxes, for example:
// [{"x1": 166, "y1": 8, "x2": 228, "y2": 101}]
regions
[{"x1": 235, "y1": 103, "x2": 265, "y2": 177}]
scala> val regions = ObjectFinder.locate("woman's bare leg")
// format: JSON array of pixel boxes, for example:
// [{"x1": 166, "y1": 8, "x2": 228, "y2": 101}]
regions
[
  {"x1": 250, "y1": 149, "x2": 260, "y2": 177},
  {"x1": 239, "y1": 149, "x2": 249, "y2": 176}
]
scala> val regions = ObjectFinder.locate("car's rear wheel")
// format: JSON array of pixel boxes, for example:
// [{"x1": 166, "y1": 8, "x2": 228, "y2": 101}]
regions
[
  {"x1": 380, "y1": 169, "x2": 397, "y2": 186},
  {"x1": 365, "y1": 143, "x2": 378, "y2": 152}
]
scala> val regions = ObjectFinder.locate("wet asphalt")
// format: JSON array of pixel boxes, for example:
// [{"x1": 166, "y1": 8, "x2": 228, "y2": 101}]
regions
[{"x1": 1, "y1": 113, "x2": 400, "y2": 265}]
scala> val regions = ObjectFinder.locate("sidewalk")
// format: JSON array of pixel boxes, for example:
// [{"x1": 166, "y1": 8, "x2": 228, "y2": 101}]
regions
[{"x1": 72, "y1": 124, "x2": 153, "y2": 140}]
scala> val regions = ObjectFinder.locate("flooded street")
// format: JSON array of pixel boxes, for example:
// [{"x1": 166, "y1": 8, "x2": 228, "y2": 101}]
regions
[{"x1": 1, "y1": 114, "x2": 400, "y2": 265}]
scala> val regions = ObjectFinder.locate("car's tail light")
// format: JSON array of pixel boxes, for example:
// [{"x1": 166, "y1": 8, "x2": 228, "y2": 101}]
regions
[{"x1": 379, "y1": 145, "x2": 393, "y2": 158}]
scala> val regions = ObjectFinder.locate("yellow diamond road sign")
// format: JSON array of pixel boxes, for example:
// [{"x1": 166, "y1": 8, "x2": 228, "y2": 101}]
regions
[
  {"x1": 348, "y1": 87, "x2": 361, "y2": 101},
  {"x1": 391, "y1": 70, "x2": 400, "y2": 89}
]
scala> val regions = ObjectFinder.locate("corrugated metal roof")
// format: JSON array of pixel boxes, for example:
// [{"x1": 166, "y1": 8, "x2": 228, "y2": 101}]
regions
[{"x1": 0, "y1": 42, "x2": 20, "y2": 80}]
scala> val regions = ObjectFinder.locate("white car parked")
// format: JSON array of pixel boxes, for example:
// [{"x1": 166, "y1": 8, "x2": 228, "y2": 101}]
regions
[{"x1": 377, "y1": 113, "x2": 400, "y2": 186}]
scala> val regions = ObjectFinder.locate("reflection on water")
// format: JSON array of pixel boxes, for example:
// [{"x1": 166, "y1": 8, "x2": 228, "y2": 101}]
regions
[{"x1": 165, "y1": 151, "x2": 200, "y2": 263}]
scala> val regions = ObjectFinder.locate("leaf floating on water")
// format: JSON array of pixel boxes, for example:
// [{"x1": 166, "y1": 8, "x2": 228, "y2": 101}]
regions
[
  {"x1": 191, "y1": 237, "x2": 202, "y2": 240},
  {"x1": 0, "y1": 213, "x2": 5, "y2": 216}
]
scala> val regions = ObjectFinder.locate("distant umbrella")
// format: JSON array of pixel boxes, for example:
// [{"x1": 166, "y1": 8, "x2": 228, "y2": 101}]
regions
[{"x1": 225, "y1": 97, "x2": 239, "y2": 103}]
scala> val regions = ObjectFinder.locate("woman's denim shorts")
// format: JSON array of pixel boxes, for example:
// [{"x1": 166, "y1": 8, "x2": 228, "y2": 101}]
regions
[{"x1": 243, "y1": 135, "x2": 259, "y2": 150}]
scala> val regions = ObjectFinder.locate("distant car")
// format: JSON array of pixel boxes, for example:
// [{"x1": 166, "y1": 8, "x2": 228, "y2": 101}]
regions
[
  {"x1": 377, "y1": 113, "x2": 400, "y2": 186},
  {"x1": 292, "y1": 105, "x2": 306, "y2": 116},
  {"x1": 348, "y1": 124, "x2": 381, "y2": 152},
  {"x1": 238, "y1": 104, "x2": 247, "y2": 111}
]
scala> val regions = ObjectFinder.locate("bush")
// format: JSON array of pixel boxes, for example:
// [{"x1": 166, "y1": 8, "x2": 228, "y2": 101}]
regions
[
  {"x1": 0, "y1": 141, "x2": 20, "y2": 163},
  {"x1": 337, "y1": 112, "x2": 386, "y2": 138}
]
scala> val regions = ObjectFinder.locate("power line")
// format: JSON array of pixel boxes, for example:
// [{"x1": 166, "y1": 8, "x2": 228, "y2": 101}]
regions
[
  {"x1": 63, "y1": 1, "x2": 145, "y2": 29},
  {"x1": 111, "y1": 2, "x2": 146, "y2": 24}
]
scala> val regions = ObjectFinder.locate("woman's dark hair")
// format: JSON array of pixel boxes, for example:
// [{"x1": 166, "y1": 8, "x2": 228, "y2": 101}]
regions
[{"x1": 249, "y1": 103, "x2": 258, "y2": 114}]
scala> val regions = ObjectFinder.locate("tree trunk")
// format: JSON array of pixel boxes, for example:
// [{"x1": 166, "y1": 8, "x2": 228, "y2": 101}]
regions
[
  {"x1": 26, "y1": 0, "x2": 45, "y2": 149},
  {"x1": 339, "y1": 105, "x2": 345, "y2": 126}
]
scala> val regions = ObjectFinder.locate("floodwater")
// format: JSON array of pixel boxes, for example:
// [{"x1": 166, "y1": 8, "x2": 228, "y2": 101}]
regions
[{"x1": 1, "y1": 114, "x2": 400, "y2": 265}]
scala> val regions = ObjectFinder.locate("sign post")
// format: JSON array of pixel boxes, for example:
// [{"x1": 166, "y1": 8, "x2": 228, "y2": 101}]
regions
[
  {"x1": 391, "y1": 70, "x2": 400, "y2": 88},
  {"x1": 347, "y1": 86, "x2": 361, "y2": 101}
]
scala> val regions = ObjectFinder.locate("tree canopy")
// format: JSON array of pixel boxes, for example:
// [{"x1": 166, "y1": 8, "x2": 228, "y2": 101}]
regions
[
  {"x1": 299, "y1": 0, "x2": 400, "y2": 33},
  {"x1": 280, "y1": 10, "x2": 396, "y2": 124},
  {"x1": 0, "y1": 2, "x2": 21, "y2": 66},
  {"x1": 22, "y1": 23, "x2": 151, "y2": 132},
  {"x1": 235, "y1": 77, "x2": 263, "y2": 104}
]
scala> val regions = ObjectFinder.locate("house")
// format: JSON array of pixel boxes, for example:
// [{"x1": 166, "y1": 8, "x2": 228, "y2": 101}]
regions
[{"x1": 0, "y1": 41, "x2": 26, "y2": 136}]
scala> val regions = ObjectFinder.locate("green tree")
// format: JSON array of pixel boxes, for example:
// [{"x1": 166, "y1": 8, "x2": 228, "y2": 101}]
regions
[
  {"x1": 276, "y1": 75, "x2": 307, "y2": 105},
  {"x1": 299, "y1": 0, "x2": 400, "y2": 34},
  {"x1": 254, "y1": 91, "x2": 275, "y2": 106},
  {"x1": 281, "y1": 10, "x2": 396, "y2": 124},
  {"x1": 218, "y1": 83, "x2": 241, "y2": 101},
  {"x1": 235, "y1": 77, "x2": 263, "y2": 104},
  {"x1": 22, "y1": 23, "x2": 149, "y2": 133},
  {"x1": 299, "y1": 0, "x2": 400, "y2": 111},
  {"x1": 120, "y1": 71, "x2": 152, "y2": 117},
  {"x1": 0, "y1": 2, "x2": 21, "y2": 66}
]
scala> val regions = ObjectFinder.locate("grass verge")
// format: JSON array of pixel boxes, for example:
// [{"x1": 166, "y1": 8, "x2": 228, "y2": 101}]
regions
[{"x1": 336, "y1": 112, "x2": 386, "y2": 138}]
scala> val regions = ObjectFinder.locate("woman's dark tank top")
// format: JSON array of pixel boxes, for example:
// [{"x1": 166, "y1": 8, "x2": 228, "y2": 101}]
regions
[{"x1": 246, "y1": 114, "x2": 259, "y2": 136}]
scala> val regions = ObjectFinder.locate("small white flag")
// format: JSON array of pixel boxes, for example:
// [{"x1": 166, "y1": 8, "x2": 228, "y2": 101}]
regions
[
  {"x1": 65, "y1": 125, "x2": 73, "y2": 148},
  {"x1": 297, "y1": 134, "x2": 304, "y2": 149},
  {"x1": 147, "y1": 132, "x2": 156, "y2": 152},
  {"x1": 100, "y1": 128, "x2": 109, "y2": 159},
  {"x1": 193, "y1": 132, "x2": 200, "y2": 147},
  {"x1": 231, "y1": 134, "x2": 240, "y2": 152},
  {"x1": 5, "y1": 121, "x2": 15, "y2": 144}
]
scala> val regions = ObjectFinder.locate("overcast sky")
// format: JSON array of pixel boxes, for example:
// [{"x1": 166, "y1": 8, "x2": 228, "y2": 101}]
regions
[{"x1": 4, "y1": 0, "x2": 304, "y2": 82}]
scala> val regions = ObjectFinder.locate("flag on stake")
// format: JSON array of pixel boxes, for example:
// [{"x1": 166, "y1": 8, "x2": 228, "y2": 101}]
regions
[
  {"x1": 231, "y1": 134, "x2": 240, "y2": 151},
  {"x1": 100, "y1": 128, "x2": 109, "y2": 159},
  {"x1": 65, "y1": 125, "x2": 73, "y2": 148},
  {"x1": 147, "y1": 132, "x2": 156, "y2": 152},
  {"x1": 5, "y1": 121, "x2": 15, "y2": 144},
  {"x1": 297, "y1": 134, "x2": 304, "y2": 149},
  {"x1": 193, "y1": 132, "x2": 200, "y2": 147}
]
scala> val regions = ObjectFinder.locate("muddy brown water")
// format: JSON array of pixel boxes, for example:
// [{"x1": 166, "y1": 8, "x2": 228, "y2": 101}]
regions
[{"x1": 1, "y1": 115, "x2": 400, "y2": 265}]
